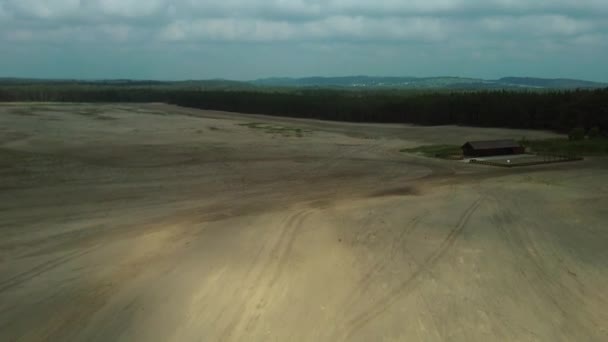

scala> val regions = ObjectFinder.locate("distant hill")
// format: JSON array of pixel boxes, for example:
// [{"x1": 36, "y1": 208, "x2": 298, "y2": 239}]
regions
[
  {"x1": 497, "y1": 77, "x2": 607, "y2": 89},
  {"x1": 251, "y1": 76, "x2": 484, "y2": 88},
  {"x1": 251, "y1": 76, "x2": 607, "y2": 90},
  {"x1": 0, "y1": 78, "x2": 255, "y2": 90},
  {"x1": 2, "y1": 76, "x2": 606, "y2": 90}
]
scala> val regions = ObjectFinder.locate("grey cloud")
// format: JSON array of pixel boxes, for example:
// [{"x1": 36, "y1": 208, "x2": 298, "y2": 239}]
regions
[
  {"x1": 0, "y1": 0, "x2": 608, "y2": 43},
  {"x1": 479, "y1": 15, "x2": 601, "y2": 37},
  {"x1": 158, "y1": 16, "x2": 449, "y2": 43},
  {"x1": 2, "y1": 0, "x2": 169, "y2": 19},
  {"x1": 175, "y1": 0, "x2": 608, "y2": 19},
  {"x1": 0, "y1": 0, "x2": 606, "y2": 81},
  {"x1": 3, "y1": 1, "x2": 608, "y2": 22},
  {"x1": 154, "y1": 14, "x2": 607, "y2": 45}
]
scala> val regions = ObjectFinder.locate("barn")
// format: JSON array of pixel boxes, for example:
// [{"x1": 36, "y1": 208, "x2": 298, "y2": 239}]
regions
[{"x1": 462, "y1": 139, "x2": 525, "y2": 157}]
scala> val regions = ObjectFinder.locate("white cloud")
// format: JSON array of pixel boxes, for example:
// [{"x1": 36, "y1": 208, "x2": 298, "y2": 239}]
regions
[
  {"x1": 0, "y1": 0, "x2": 606, "y2": 49},
  {"x1": 571, "y1": 33, "x2": 608, "y2": 47},
  {"x1": 0, "y1": 2, "x2": 7, "y2": 18},
  {"x1": 160, "y1": 19, "x2": 305, "y2": 42},
  {"x1": 3, "y1": 0, "x2": 608, "y2": 22},
  {"x1": 4, "y1": 0, "x2": 81, "y2": 19},
  {"x1": 1, "y1": 0, "x2": 169, "y2": 20},
  {"x1": 178, "y1": 0, "x2": 608, "y2": 18},
  {"x1": 92, "y1": 0, "x2": 168, "y2": 17},
  {"x1": 100, "y1": 24, "x2": 132, "y2": 41},
  {"x1": 159, "y1": 16, "x2": 449, "y2": 42},
  {"x1": 325, "y1": 0, "x2": 608, "y2": 16},
  {"x1": 480, "y1": 15, "x2": 596, "y2": 37}
]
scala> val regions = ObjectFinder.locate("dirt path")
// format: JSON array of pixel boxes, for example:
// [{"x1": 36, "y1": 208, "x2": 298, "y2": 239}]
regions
[{"x1": 1, "y1": 103, "x2": 607, "y2": 341}]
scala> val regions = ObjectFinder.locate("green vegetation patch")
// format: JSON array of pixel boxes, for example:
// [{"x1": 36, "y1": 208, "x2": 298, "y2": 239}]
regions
[
  {"x1": 521, "y1": 138, "x2": 608, "y2": 156},
  {"x1": 134, "y1": 109, "x2": 170, "y2": 116},
  {"x1": 9, "y1": 108, "x2": 38, "y2": 116},
  {"x1": 9, "y1": 105, "x2": 75, "y2": 116},
  {"x1": 76, "y1": 108, "x2": 105, "y2": 116},
  {"x1": 238, "y1": 122, "x2": 312, "y2": 137},
  {"x1": 400, "y1": 144, "x2": 462, "y2": 159}
]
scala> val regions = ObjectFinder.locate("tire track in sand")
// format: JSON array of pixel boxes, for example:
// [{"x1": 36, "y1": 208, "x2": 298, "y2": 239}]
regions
[
  {"x1": 218, "y1": 209, "x2": 313, "y2": 341},
  {"x1": 339, "y1": 213, "x2": 426, "y2": 313},
  {"x1": 0, "y1": 247, "x2": 98, "y2": 293},
  {"x1": 341, "y1": 197, "x2": 483, "y2": 341},
  {"x1": 487, "y1": 192, "x2": 605, "y2": 335}
]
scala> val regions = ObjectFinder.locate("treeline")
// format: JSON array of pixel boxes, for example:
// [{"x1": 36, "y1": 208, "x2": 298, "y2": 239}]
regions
[
  {"x1": 0, "y1": 85, "x2": 170, "y2": 102},
  {"x1": 1, "y1": 84, "x2": 607, "y2": 133}
]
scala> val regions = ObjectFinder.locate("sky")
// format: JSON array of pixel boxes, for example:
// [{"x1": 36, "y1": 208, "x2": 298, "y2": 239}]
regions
[{"x1": 0, "y1": 0, "x2": 607, "y2": 81}]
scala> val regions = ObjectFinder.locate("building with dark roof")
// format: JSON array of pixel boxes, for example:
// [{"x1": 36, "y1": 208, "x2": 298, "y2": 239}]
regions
[{"x1": 462, "y1": 139, "x2": 525, "y2": 157}]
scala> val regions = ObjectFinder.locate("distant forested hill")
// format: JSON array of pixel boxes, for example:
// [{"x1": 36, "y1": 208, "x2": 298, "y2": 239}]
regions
[
  {"x1": 497, "y1": 77, "x2": 607, "y2": 89},
  {"x1": 2, "y1": 76, "x2": 605, "y2": 90},
  {"x1": 251, "y1": 76, "x2": 607, "y2": 89},
  {"x1": 2, "y1": 79, "x2": 606, "y2": 134},
  {"x1": 0, "y1": 78, "x2": 255, "y2": 90}
]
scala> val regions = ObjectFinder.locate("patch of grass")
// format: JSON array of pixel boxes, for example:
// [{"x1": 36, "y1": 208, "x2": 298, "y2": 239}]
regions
[
  {"x1": 521, "y1": 138, "x2": 608, "y2": 156},
  {"x1": 522, "y1": 175, "x2": 562, "y2": 186},
  {"x1": 238, "y1": 122, "x2": 265, "y2": 129},
  {"x1": 9, "y1": 106, "x2": 72, "y2": 116},
  {"x1": 28, "y1": 106, "x2": 65, "y2": 112},
  {"x1": 134, "y1": 109, "x2": 169, "y2": 116},
  {"x1": 0, "y1": 147, "x2": 37, "y2": 171},
  {"x1": 9, "y1": 108, "x2": 38, "y2": 116},
  {"x1": 76, "y1": 109, "x2": 105, "y2": 116},
  {"x1": 238, "y1": 122, "x2": 312, "y2": 137},
  {"x1": 401, "y1": 144, "x2": 462, "y2": 159},
  {"x1": 346, "y1": 132, "x2": 378, "y2": 140},
  {"x1": 95, "y1": 115, "x2": 117, "y2": 121}
]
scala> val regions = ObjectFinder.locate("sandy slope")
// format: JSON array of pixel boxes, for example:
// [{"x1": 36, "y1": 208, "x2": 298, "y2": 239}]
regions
[{"x1": 1, "y1": 103, "x2": 607, "y2": 341}]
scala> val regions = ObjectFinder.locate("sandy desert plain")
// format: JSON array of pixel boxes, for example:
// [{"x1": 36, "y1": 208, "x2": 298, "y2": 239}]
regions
[{"x1": 1, "y1": 103, "x2": 607, "y2": 341}]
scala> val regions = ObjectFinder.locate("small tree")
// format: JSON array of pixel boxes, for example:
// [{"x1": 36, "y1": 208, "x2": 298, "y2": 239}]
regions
[
  {"x1": 520, "y1": 136, "x2": 530, "y2": 153},
  {"x1": 588, "y1": 126, "x2": 601, "y2": 139},
  {"x1": 569, "y1": 127, "x2": 585, "y2": 141}
]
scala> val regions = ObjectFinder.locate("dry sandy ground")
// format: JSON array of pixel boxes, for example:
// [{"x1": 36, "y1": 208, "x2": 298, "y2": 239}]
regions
[{"x1": 1, "y1": 103, "x2": 607, "y2": 342}]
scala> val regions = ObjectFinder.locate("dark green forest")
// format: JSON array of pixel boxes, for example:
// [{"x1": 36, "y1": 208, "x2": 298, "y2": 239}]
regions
[{"x1": 1, "y1": 83, "x2": 607, "y2": 134}]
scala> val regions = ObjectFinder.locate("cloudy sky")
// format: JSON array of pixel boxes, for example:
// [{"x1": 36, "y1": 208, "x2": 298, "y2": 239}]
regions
[{"x1": 1, "y1": 0, "x2": 607, "y2": 81}]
